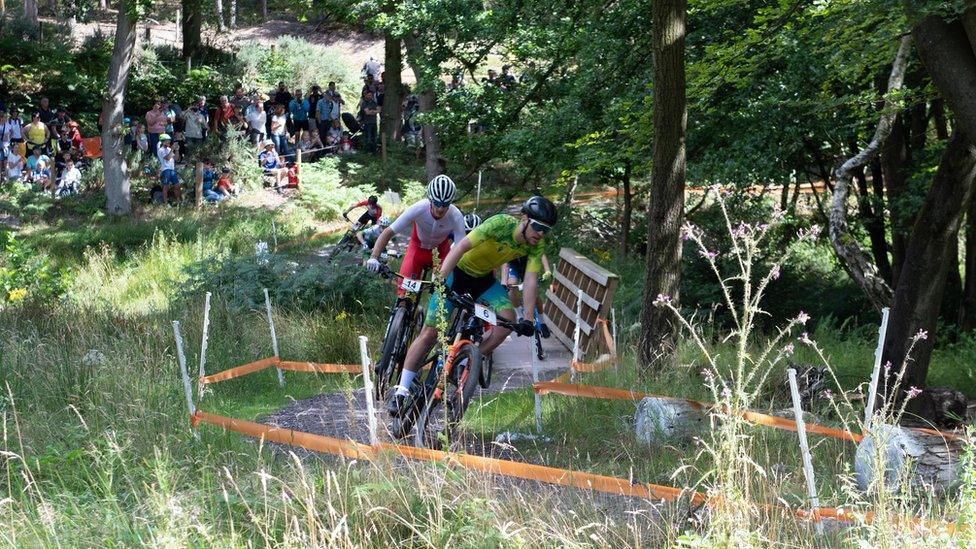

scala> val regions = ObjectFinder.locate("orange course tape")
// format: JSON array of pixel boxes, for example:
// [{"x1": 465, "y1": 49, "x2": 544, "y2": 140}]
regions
[
  {"x1": 277, "y1": 361, "x2": 362, "y2": 374},
  {"x1": 190, "y1": 408, "x2": 955, "y2": 533},
  {"x1": 200, "y1": 356, "x2": 279, "y2": 385}
]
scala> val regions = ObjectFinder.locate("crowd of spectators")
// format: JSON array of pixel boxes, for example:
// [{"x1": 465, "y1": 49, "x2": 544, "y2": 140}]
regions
[{"x1": 0, "y1": 98, "x2": 92, "y2": 198}]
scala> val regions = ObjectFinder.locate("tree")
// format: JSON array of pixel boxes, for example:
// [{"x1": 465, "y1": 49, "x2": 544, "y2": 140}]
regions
[
  {"x1": 23, "y1": 0, "x2": 38, "y2": 31},
  {"x1": 181, "y1": 0, "x2": 202, "y2": 60},
  {"x1": 102, "y1": 1, "x2": 139, "y2": 215},
  {"x1": 381, "y1": 1, "x2": 403, "y2": 145},
  {"x1": 638, "y1": 0, "x2": 686, "y2": 371},
  {"x1": 215, "y1": 0, "x2": 226, "y2": 32}
]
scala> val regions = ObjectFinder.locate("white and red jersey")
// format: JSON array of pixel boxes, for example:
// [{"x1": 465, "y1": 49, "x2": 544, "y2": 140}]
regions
[
  {"x1": 354, "y1": 200, "x2": 383, "y2": 221},
  {"x1": 390, "y1": 199, "x2": 466, "y2": 250}
]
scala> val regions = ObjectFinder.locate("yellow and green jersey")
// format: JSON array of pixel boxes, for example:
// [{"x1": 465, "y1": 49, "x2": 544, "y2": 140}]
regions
[{"x1": 458, "y1": 214, "x2": 544, "y2": 277}]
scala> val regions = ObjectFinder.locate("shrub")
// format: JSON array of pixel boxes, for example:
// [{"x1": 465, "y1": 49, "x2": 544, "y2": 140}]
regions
[
  {"x1": 236, "y1": 37, "x2": 360, "y2": 99},
  {"x1": 0, "y1": 231, "x2": 68, "y2": 306}
]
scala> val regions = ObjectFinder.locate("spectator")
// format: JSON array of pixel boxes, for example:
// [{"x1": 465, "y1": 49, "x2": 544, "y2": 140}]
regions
[
  {"x1": 0, "y1": 111, "x2": 10, "y2": 180},
  {"x1": 192, "y1": 96, "x2": 209, "y2": 139},
  {"x1": 215, "y1": 95, "x2": 235, "y2": 139},
  {"x1": 53, "y1": 110, "x2": 71, "y2": 136},
  {"x1": 5, "y1": 150, "x2": 24, "y2": 182},
  {"x1": 403, "y1": 94, "x2": 422, "y2": 152},
  {"x1": 485, "y1": 69, "x2": 498, "y2": 86},
  {"x1": 146, "y1": 100, "x2": 167, "y2": 155},
  {"x1": 362, "y1": 56, "x2": 382, "y2": 80},
  {"x1": 157, "y1": 134, "x2": 182, "y2": 203},
  {"x1": 326, "y1": 118, "x2": 343, "y2": 150},
  {"x1": 183, "y1": 99, "x2": 207, "y2": 152},
  {"x1": 297, "y1": 129, "x2": 323, "y2": 161},
  {"x1": 122, "y1": 117, "x2": 134, "y2": 149},
  {"x1": 200, "y1": 159, "x2": 224, "y2": 202},
  {"x1": 26, "y1": 147, "x2": 52, "y2": 191},
  {"x1": 216, "y1": 166, "x2": 239, "y2": 197},
  {"x1": 363, "y1": 74, "x2": 379, "y2": 99},
  {"x1": 269, "y1": 104, "x2": 290, "y2": 157},
  {"x1": 448, "y1": 73, "x2": 464, "y2": 92},
  {"x1": 273, "y1": 82, "x2": 293, "y2": 108},
  {"x1": 24, "y1": 112, "x2": 50, "y2": 154},
  {"x1": 259, "y1": 140, "x2": 287, "y2": 188},
  {"x1": 63, "y1": 121, "x2": 82, "y2": 150},
  {"x1": 246, "y1": 100, "x2": 267, "y2": 145},
  {"x1": 358, "y1": 89, "x2": 380, "y2": 153},
  {"x1": 54, "y1": 149, "x2": 72, "y2": 174},
  {"x1": 500, "y1": 65, "x2": 517, "y2": 89},
  {"x1": 519, "y1": 61, "x2": 537, "y2": 84},
  {"x1": 57, "y1": 159, "x2": 81, "y2": 197},
  {"x1": 6, "y1": 107, "x2": 23, "y2": 147},
  {"x1": 37, "y1": 98, "x2": 57, "y2": 129},
  {"x1": 288, "y1": 89, "x2": 310, "y2": 141},
  {"x1": 230, "y1": 86, "x2": 250, "y2": 111},
  {"x1": 132, "y1": 122, "x2": 149, "y2": 154},
  {"x1": 317, "y1": 83, "x2": 343, "y2": 136},
  {"x1": 307, "y1": 84, "x2": 323, "y2": 122}
]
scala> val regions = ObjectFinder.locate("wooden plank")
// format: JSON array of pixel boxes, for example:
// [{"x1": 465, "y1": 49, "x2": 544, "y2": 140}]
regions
[
  {"x1": 554, "y1": 271, "x2": 602, "y2": 310},
  {"x1": 545, "y1": 313, "x2": 575, "y2": 350},
  {"x1": 558, "y1": 247, "x2": 617, "y2": 286},
  {"x1": 548, "y1": 291, "x2": 594, "y2": 335}
]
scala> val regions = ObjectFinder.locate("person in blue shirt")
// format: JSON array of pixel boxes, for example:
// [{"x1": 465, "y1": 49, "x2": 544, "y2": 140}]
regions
[
  {"x1": 288, "y1": 89, "x2": 310, "y2": 142},
  {"x1": 258, "y1": 140, "x2": 288, "y2": 188},
  {"x1": 200, "y1": 159, "x2": 224, "y2": 202}
]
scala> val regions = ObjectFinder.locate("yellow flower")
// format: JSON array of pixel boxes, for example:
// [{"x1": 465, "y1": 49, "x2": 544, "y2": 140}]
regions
[
  {"x1": 337, "y1": 310, "x2": 348, "y2": 321},
  {"x1": 7, "y1": 288, "x2": 27, "y2": 302}
]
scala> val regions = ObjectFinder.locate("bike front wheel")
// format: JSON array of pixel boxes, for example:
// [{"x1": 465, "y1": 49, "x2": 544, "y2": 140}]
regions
[
  {"x1": 375, "y1": 305, "x2": 408, "y2": 401},
  {"x1": 414, "y1": 343, "x2": 482, "y2": 451}
]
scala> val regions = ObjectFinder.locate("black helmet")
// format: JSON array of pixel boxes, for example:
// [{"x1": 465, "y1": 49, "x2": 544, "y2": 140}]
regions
[
  {"x1": 367, "y1": 195, "x2": 378, "y2": 205},
  {"x1": 521, "y1": 196, "x2": 557, "y2": 227}
]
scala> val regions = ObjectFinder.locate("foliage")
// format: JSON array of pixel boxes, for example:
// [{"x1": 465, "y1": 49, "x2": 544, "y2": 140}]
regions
[
  {"x1": 236, "y1": 36, "x2": 360, "y2": 99},
  {"x1": 0, "y1": 231, "x2": 68, "y2": 306}
]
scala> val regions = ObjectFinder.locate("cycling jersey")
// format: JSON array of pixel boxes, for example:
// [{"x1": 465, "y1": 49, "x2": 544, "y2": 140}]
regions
[
  {"x1": 361, "y1": 225, "x2": 383, "y2": 247},
  {"x1": 389, "y1": 199, "x2": 465, "y2": 250},
  {"x1": 354, "y1": 200, "x2": 383, "y2": 222},
  {"x1": 458, "y1": 214, "x2": 544, "y2": 277}
]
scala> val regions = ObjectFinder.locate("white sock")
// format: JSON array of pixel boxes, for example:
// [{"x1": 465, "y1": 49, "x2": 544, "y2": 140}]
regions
[{"x1": 395, "y1": 370, "x2": 417, "y2": 396}]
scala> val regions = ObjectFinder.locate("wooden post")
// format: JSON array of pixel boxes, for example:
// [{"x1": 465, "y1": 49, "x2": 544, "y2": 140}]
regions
[
  {"x1": 864, "y1": 307, "x2": 890, "y2": 429},
  {"x1": 172, "y1": 321, "x2": 197, "y2": 418},
  {"x1": 359, "y1": 336, "x2": 379, "y2": 446},
  {"x1": 263, "y1": 288, "x2": 286, "y2": 386},
  {"x1": 296, "y1": 148, "x2": 302, "y2": 189},
  {"x1": 197, "y1": 292, "x2": 211, "y2": 399},
  {"x1": 788, "y1": 368, "x2": 823, "y2": 534},
  {"x1": 194, "y1": 161, "x2": 203, "y2": 208}
]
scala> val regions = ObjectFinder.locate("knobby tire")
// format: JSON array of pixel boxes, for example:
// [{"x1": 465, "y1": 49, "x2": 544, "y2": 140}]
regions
[{"x1": 414, "y1": 343, "x2": 482, "y2": 451}]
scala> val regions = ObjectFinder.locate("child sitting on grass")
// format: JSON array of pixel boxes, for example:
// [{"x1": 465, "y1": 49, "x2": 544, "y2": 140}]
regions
[{"x1": 216, "y1": 166, "x2": 239, "y2": 197}]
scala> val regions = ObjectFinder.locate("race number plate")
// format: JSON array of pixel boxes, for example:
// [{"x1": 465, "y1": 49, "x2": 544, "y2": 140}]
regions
[
  {"x1": 474, "y1": 303, "x2": 497, "y2": 325},
  {"x1": 400, "y1": 278, "x2": 423, "y2": 293}
]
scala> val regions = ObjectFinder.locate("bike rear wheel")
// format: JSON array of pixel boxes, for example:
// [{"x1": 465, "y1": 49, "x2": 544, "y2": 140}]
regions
[
  {"x1": 414, "y1": 343, "x2": 482, "y2": 450},
  {"x1": 376, "y1": 305, "x2": 408, "y2": 401},
  {"x1": 327, "y1": 231, "x2": 355, "y2": 263}
]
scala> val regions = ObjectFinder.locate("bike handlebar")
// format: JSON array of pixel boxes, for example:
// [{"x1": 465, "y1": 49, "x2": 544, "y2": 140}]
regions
[{"x1": 443, "y1": 289, "x2": 523, "y2": 333}]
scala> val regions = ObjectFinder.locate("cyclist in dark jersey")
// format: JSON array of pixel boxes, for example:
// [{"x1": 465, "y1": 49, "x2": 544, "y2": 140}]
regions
[
  {"x1": 501, "y1": 254, "x2": 553, "y2": 337},
  {"x1": 343, "y1": 195, "x2": 383, "y2": 227}
]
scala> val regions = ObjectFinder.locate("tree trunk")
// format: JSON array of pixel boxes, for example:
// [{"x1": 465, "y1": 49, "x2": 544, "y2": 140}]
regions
[
  {"x1": 102, "y1": 4, "x2": 138, "y2": 216},
  {"x1": 829, "y1": 36, "x2": 910, "y2": 311},
  {"x1": 23, "y1": 0, "x2": 37, "y2": 31},
  {"x1": 963, "y1": 200, "x2": 976, "y2": 331},
  {"x1": 99, "y1": 0, "x2": 106, "y2": 10},
  {"x1": 381, "y1": 30, "x2": 402, "y2": 144},
  {"x1": 883, "y1": 116, "x2": 910, "y2": 285},
  {"x1": 181, "y1": 0, "x2": 202, "y2": 60},
  {"x1": 638, "y1": 0, "x2": 686, "y2": 372},
  {"x1": 881, "y1": 132, "x2": 976, "y2": 394},
  {"x1": 215, "y1": 0, "x2": 225, "y2": 32},
  {"x1": 66, "y1": 0, "x2": 77, "y2": 40},
  {"x1": 229, "y1": 0, "x2": 236, "y2": 28},
  {"x1": 404, "y1": 33, "x2": 443, "y2": 182},
  {"x1": 853, "y1": 157, "x2": 893, "y2": 284},
  {"x1": 932, "y1": 98, "x2": 949, "y2": 140},
  {"x1": 620, "y1": 161, "x2": 633, "y2": 256},
  {"x1": 942, "y1": 231, "x2": 963, "y2": 325},
  {"x1": 260, "y1": 0, "x2": 266, "y2": 20}
]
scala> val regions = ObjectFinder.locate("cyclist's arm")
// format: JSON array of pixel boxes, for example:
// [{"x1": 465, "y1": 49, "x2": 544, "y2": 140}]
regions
[
  {"x1": 438, "y1": 237, "x2": 472, "y2": 278},
  {"x1": 369, "y1": 227, "x2": 396, "y2": 260},
  {"x1": 541, "y1": 254, "x2": 551, "y2": 275},
  {"x1": 522, "y1": 270, "x2": 540, "y2": 318},
  {"x1": 500, "y1": 263, "x2": 510, "y2": 287}
]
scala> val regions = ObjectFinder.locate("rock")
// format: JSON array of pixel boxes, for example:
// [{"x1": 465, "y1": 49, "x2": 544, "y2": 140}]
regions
[
  {"x1": 902, "y1": 387, "x2": 967, "y2": 429},
  {"x1": 635, "y1": 397, "x2": 707, "y2": 444},
  {"x1": 854, "y1": 424, "x2": 965, "y2": 497}
]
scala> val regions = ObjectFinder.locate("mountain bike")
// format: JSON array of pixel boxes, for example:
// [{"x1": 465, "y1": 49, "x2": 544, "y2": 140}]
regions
[
  {"x1": 393, "y1": 289, "x2": 525, "y2": 451},
  {"x1": 374, "y1": 264, "x2": 431, "y2": 401},
  {"x1": 506, "y1": 283, "x2": 548, "y2": 361},
  {"x1": 327, "y1": 213, "x2": 361, "y2": 263}
]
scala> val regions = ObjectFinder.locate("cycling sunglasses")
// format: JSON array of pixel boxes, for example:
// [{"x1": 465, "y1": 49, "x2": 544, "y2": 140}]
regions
[
  {"x1": 430, "y1": 199, "x2": 452, "y2": 208},
  {"x1": 528, "y1": 220, "x2": 552, "y2": 234}
]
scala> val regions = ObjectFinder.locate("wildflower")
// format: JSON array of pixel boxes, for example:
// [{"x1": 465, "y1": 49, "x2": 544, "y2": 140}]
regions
[
  {"x1": 905, "y1": 386, "x2": 922, "y2": 400},
  {"x1": 720, "y1": 386, "x2": 732, "y2": 400},
  {"x1": 337, "y1": 310, "x2": 349, "y2": 321},
  {"x1": 700, "y1": 368, "x2": 715, "y2": 381},
  {"x1": 796, "y1": 311, "x2": 810, "y2": 325},
  {"x1": 798, "y1": 332, "x2": 814, "y2": 345},
  {"x1": 822, "y1": 389, "x2": 834, "y2": 400},
  {"x1": 782, "y1": 343, "x2": 795, "y2": 356},
  {"x1": 770, "y1": 265, "x2": 781, "y2": 280},
  {"x1": 680, "y1": 222, "x2": 697, "y2": 241},
  {"x1": 699, "y1": 249, "x2": 717, "y2": 261},
  {"x1": 653, "y1": 294, "x2": 672, "y2": 306},
  {"x1": 6, "y1": 288, "x2": 27, "y2": 302},
  {"x1": 915, "y1": 329, "x2": 928, "y2": 341}
]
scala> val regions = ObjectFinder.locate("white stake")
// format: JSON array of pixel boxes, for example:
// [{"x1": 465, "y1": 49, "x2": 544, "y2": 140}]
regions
[
  {"x1": 788, "y1": 368, "x2": 823, "y2": 535},
  {"x1": 476, "y1": 170, "x2": 482, "y2": 211},
  {"x1": 611, "y1": 307, "x2": 618, "y2": 355},
  {"x1": 531, "y1": 343, "x2": 543, "y2": 433},
  {"x1": 864, "y1": 307, "x2": 890, "y2": 429},
  {"x1": 197, "y1": 292, "x2": 212, "y2": 399},
  {"x1": 571, "y1": 288, "x2": 583, "y2": 382},
  {"x1": 359, "y1": 336, "x2": 379, "y2": 446},
  {"x1": 172, "y1": 321, "x2": 196, "y2": 418},
  {"x1": 263, "y1": 288, "x2": 285, "y2": 386}
]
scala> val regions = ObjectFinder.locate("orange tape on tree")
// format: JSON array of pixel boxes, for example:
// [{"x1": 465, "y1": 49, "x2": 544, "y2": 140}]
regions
[
  {"x1": 277, "y1": 361, "x2": 362, "y2": 374},
  {"x1": 199, "y1": 356, "x2": 279, "y2": 385}
]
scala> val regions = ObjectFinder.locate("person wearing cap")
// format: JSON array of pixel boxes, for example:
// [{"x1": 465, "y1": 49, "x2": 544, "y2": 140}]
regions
[
  {"x1": 145, "y1": 100, "x2": 166, "y2": 155},
  {"x1": 156, "y1": 134, "x2": 182, "y2": 203},
  {"x1": 259, "y1": 140, "x2": 287, "y2": 188},
  {"x1": 384, "y1": 195, "x2": 558, "y2": 416}
]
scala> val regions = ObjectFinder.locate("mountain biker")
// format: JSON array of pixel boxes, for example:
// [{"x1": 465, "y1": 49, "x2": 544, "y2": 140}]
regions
[
  {"x1": 501, "y1": 254, "x2": 553, "y2": 338},
  {"x1": 356, "y1": 215, "x2": 392, "y2": 254},
  {"x1": 343, "y1": 195, "x2": 383, "y2": 228},
  {"x1": 385, "y1": 195, "x2": 558, "y2": 415},
  {"x1": 364, "y1": 175, "x2": 466, "y2": 287},
  {"x1": 463, "y1": 212, "x2": 482, "y2": 234}
]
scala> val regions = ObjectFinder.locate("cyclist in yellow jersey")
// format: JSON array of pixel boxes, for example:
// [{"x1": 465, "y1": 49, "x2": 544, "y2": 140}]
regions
[{"x1": 386, "y1": 195, "x2": 558, "y2": 415}]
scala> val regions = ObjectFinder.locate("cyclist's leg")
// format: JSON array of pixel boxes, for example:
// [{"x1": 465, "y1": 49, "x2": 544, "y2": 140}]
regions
[
  {"x1": 477, "y1": 280, "x2": 516, "y2": 355},
  {"x1": 391, "y1": 273, "x2": 455, "y2": 394},
  {"x1": 397, "y1": 238, "x2": 432, "y2": 296}
]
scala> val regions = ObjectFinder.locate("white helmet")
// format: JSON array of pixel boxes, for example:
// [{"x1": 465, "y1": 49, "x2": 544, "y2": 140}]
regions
[
  {"x1": 379, "y1": 216, "x2": 391, "y2": 227},
  {"x1": 463, "y1": 213, "x2": 482, "y2": 233},
  {"x1": 427, "y1": 174, "x2": 457, "y2": 204}
]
